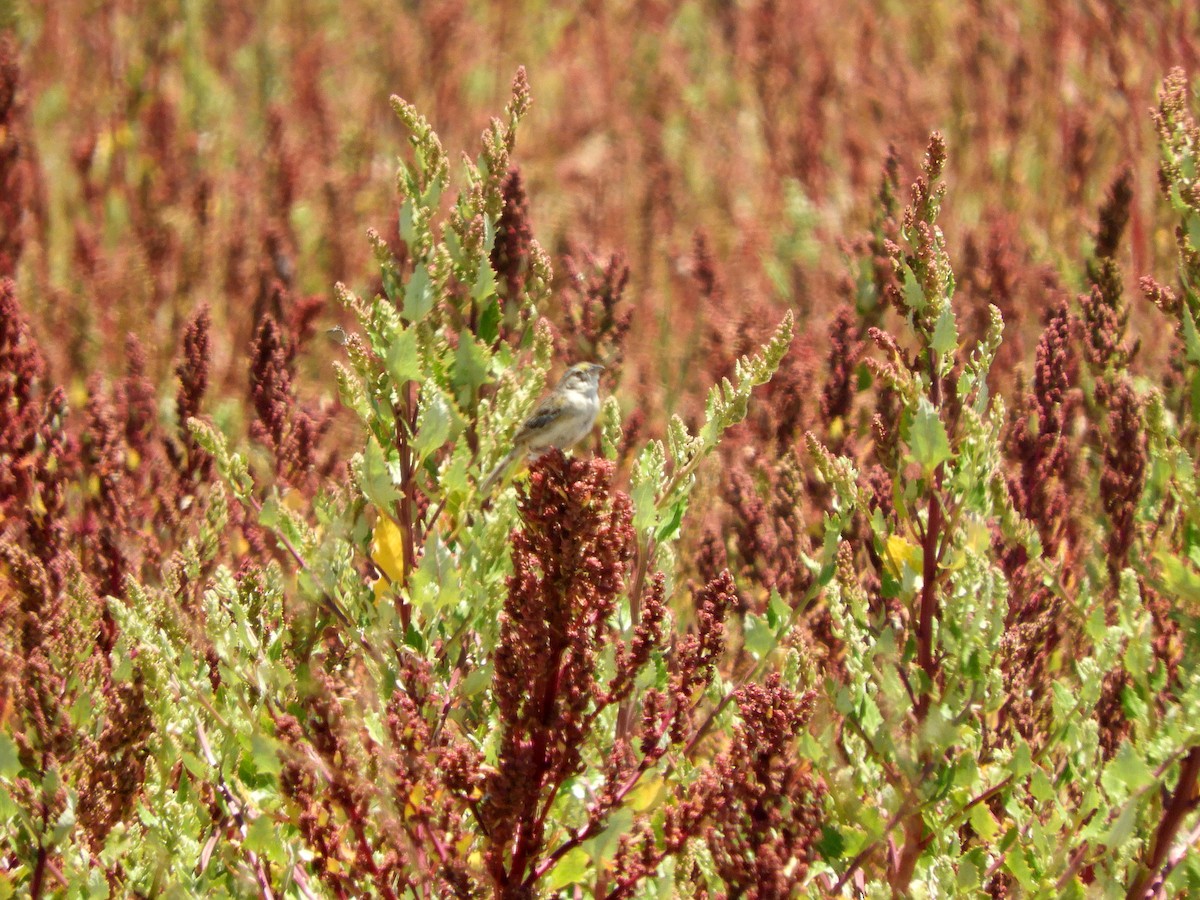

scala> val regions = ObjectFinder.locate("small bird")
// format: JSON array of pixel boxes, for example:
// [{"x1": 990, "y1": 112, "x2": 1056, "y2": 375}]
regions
[{"x1": 480, "y1": 362, "x2": 604, "y2": 494}]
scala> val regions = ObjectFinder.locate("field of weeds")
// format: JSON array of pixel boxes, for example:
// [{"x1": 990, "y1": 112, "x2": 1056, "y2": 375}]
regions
[{"x1": 4, "y1": 2, "x2": 1200, "y2": 896}]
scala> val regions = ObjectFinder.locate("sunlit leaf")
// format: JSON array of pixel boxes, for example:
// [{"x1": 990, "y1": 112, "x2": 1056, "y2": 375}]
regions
[{"x1": 906, "y1": 397, "x2": 953, "y2": 474}]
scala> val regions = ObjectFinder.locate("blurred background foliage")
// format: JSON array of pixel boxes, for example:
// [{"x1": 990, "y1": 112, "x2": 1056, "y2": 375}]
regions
[
  {"x1": 7, "y1": 0, "x2": 1198, "y2": 419},
  {"x1": 6, "y1": 0, "x2": 1200, "y2": 896}
]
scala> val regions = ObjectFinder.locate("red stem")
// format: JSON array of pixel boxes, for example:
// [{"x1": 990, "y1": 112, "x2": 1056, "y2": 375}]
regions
[
  {"x1": 616, "y1": 536, "x2": 654, "y2": 741},
  {"x1": 394, "y1": 381, "x2": 417, "y2": 630},
  {"x1": 916, "y1": 348, "x2": 944, "y2": 720},
  {"x1": 915, "y1": 478, "x2": 941, "y2": 717},
  {"x1": 895, "y1": 350, "x2": 945, "y2": 893},
  {"x1": 1126, "y1": 746, "x2": 1200, "y2": 900},
  {"x1": 892, "y1": 814, "x2": 930, "y2": 897},
  {"x1": 503, "y1": 628, "x2": 569, "y2": 893},
  {"x1": 30, "y1": 843, "x2": 46, "y2": 900},
  {"x1": 532, "y1": 720, "x2": 675, "y2": 882}
]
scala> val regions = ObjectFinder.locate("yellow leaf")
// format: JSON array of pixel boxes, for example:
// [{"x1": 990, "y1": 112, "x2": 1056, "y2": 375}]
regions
[
  {"x1": 964, "y1": 518, "x2": 990, "y2": 554},
  {"x1": 372, "y1": 517, "x2": 406, "y2": 584},
  {"x1": 405, "y1": 783, "x2": 426, "y2": 818},
  {"x1": 371, "y1": 577, "x2": 391, "y2": 602},
  {"x1": 69, "y1": 379, "x2": 89, "y2": 409},
  {"x1": 627, "y1": 775, "x2": 664, "y2": 812},
  {"x1": 885, "y1": 534, "x2": 920, "y2": 577}
]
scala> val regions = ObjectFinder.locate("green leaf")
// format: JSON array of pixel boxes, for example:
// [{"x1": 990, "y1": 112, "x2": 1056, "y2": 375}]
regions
[
  {"x1": 1155, "y1": 549, "x2": 1200, "y2": 604},
  {"x1": 386, "y1": 327, "x2": 422, "y2": 385},
  {"x1": 0, "y1": 734, "x2": 19, "y2": 779},
  {"x1": 461, "y1": 664, "x2": 492, "y2": 698},
  {"x1": 452, "y1": 334, "x2": 491, "y2": 400},
  {"x1": 957, "y1": 853, "x2": 981, "y2": 891},
  {"x1": 361, "y1": 437, "x2": 400, "y2": 510},
  {"x1": 50, "y1": 796, "x2": 76, "y2": 845},
  {"x1": 585, "y1": 806, "x2": 634, "y2": 865},
  {"x1": 743, "y1": 610, "x2": 776, "y2": 660},
  {"x1": 1181, "y1": 301, "x2": 1200, "y2": 366},
  {"x1": 382, "y1": 265, "x2": 403, "y2": 304},
  {"x1": 630, "y1": 442, "x2": 665, "y2": 535},
  {"x1": 1030, "y1": 767, "x2": 1055, "y2": 804},
  {"x1": 1187, "y1": 213, "x2": 1200, "y2": 253},
  {"x1": 478, "y1": 297, "x2": 501, "y2": 344},
  {"x1": 411, "y1": 534, "x2": 461, "y2": 612},
  {"x1": 70, "y1": 691, "x2": 94, "y2": 729},
  {"x1": 816, "y1": 825, "x2": 846, "y2": 860},
  {"x1": 858, "y1": 693, "x2": 883, "y2": 736},
  {"x1": 1060, "y1": 876, "x2": 1087, "y2": 900},
  {"x1": 440, "y1": 453, "x2": 471, "y2": 498},
  {"x1": 1101, "y1": 800, "x2": 1140, "y2": 850},
  {"x1": 403, "y1": 264, "x2": 433, "y2": 322},
  {"x1": 765, "y1": 589, "x2": 789, "y2": 628},
  {"x1": 243, "y1": 814, "x2": 278, "y2": 854},
  {"x1": 655, "y1": 496, "x2": 687, "y2": 543},
  {"x1": 399, "y1": 199, "x2": 416, "y2": 247},
  {"x1": 1101, "y1": 743, "x2": 1154, "y2": 800},
  {"x1": 969, "y1": 802, "x2": 999, "y2": 841},
  {"x1": 1084, "y1": 603, "x2": 1108, "y2": 643},
  {"x1": 182, "y1": 752, "x2": 208, "y2": 779},
  {"x1": 906, "y1": 397, "x2": 953, "y2": 474},
  {"x1": 473, "y1": 254, "x2": 497, "y2": 303},
  {"x1": 258, "y1": 493, "x2": 283, "y2": 531},
  {"x1": 1011, "y1": 739, "x2": 1033, "y2": 779},
  {"x1": 251, "y1": 733, "x2": 282, "y2": 777},
  {"x1": 413, "y1": 392, "x2": 455, "y2": 461},
  {"x1": 544, "y1": 847, "x2": 590, "y2": 891},
  {"x1": 931, "y1": 304, "x2": 958, "y2": 355},
  {"x1": 901, "y1": 263, "x2": 927, "y2": 312},
  {"x1": 1004, "y1": 846, "x2": 1036, "y2": 889}
]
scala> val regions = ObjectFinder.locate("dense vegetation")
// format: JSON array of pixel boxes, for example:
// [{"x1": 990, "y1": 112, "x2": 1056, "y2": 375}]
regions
[{"x1": 4, "y1": 2, "x2": 1200, "y2": 896}]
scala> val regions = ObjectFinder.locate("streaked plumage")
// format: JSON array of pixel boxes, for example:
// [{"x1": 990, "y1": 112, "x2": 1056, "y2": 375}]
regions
[{"x1": 481, "y1": 363, "x2": 604, "y2": 494}]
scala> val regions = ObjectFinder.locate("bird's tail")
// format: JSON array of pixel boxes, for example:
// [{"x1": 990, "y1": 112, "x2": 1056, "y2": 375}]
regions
[{"x1": 480, "y1": 448, "x2": 519, "y2": 495}]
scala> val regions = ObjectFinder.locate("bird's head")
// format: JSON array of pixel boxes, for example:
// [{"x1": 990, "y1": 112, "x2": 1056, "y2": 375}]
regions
[{"x1": 558, "y1": 362, "x2": 604, "y2": 392}]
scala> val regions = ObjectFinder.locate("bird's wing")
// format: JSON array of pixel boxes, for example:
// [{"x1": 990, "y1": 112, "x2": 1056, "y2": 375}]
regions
[{"x1": 518, "y1": 398, "x2": 561, "y2": 436}]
